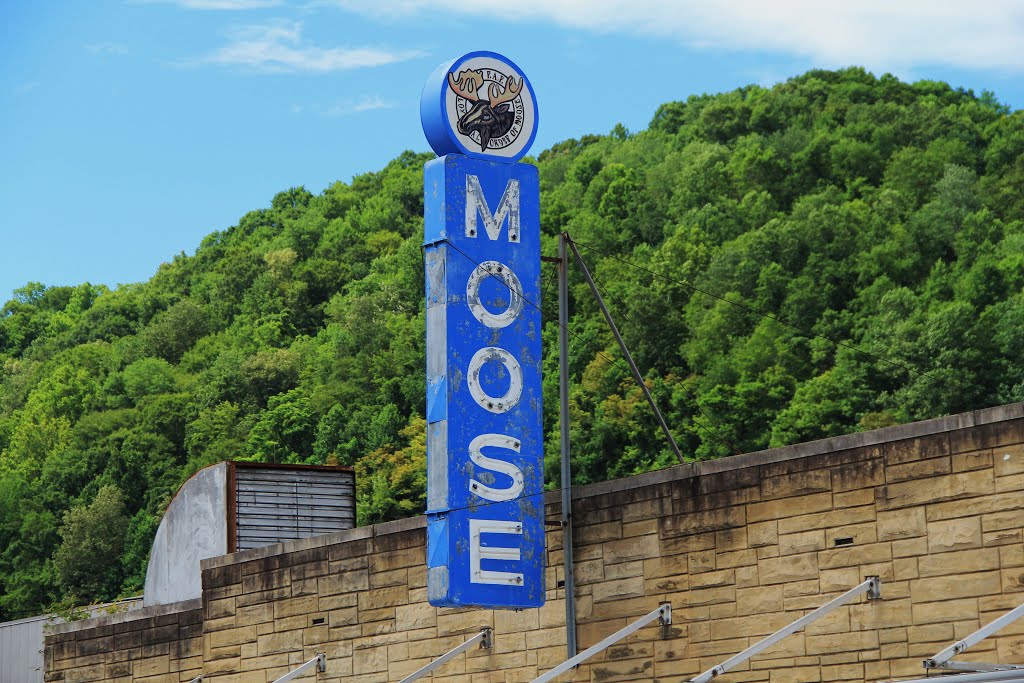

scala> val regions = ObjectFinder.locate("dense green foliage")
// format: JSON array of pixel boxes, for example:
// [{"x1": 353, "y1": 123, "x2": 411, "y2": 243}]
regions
[{"x1": 1, "y1": 68, "x2": 1022, "y2": 618}]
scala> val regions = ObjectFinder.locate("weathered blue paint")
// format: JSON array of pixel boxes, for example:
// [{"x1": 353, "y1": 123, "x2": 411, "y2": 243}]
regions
[{"x1": 423, "y1": 154, "x2": 545, "y2": 608}]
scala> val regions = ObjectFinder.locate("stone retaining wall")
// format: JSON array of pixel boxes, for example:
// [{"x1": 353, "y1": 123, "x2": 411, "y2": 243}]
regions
[
  {"x1": 45, "y1": 404, "x2": 1024, "y2": 683},
  {"x1": 45, "y1": 600, "x2": 202, "y2": 682}
]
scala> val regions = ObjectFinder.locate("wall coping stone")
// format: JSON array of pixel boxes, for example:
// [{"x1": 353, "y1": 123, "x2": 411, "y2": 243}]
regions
[
  {"x1": 574, "y1": 402, "x2": 1024, "y2": 498},
  {"x1": 45, "y1": 598, "x2": 202, "y2": 636},
  {"x1": 200, "y1": 402, "x2": 1024, "y2": 571}
]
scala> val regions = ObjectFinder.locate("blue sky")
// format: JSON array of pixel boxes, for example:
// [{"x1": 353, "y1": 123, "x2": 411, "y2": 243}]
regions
[{"x1": 1, "y1": 1, "x2": 1022, "y2": 305}]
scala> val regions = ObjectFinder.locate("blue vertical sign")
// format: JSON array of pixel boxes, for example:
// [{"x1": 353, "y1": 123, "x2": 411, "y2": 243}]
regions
[{"x1": 420, "y1": 52, "x2": 544, "y2": 609}]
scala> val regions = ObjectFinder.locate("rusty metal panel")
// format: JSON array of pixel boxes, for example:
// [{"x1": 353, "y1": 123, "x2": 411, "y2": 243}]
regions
[{"x1": 234, "y1": 466, "x2": 355, "y2": 552}]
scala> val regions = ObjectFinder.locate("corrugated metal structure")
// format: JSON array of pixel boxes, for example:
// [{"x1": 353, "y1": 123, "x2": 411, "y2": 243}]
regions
[
  {"x1": 144, "y1": 461, "x2": 355, "y2": 607},
  {"x1": 230, "y1": 463, "x2": 356, "y2": 552},
  {"x1": 0, "y1": 614, "x2": 45, "y2": 683},
  {"x1": 0, "y1": 599, "x2": 143, "y2": 683}
]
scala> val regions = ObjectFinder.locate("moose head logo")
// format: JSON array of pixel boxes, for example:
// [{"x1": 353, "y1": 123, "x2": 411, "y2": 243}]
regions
[
  {"x1": 420, "y1": 51, "x2": 537, "y2": 162},
  {"x1": 447, "y1": 69, "x2": 524, "y2": 152}
]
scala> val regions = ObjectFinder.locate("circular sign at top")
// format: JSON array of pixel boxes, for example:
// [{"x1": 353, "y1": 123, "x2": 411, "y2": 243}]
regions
[{"x1": 421, "y1": 51, "x2": 538, "y2": 163}]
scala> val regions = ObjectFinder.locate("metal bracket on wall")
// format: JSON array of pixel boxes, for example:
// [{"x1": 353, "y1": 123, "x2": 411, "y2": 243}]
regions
[
  {"x1": 690, "y1": 577, "x2": 881, "y2": 683},
  {"x1": 271, "y1": 653, "x2": 326, "y2": 683},
  {"x1": 530, "y1": 602, "x2": 672, "y2": 683},
  {"x1": 923, "y1": 600, "x2": 1024, "y2": 674},
  {"x1": 398, "y1": 628, "x2": 493, "y2": 683}
]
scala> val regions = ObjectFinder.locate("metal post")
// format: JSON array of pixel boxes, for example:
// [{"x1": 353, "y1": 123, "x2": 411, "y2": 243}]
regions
[
  {"x1": 558, "y1": 233, "x2": 578, "y2": 661},
  {"x1": 926, "y1": 601, "x2": 1024, "y2": 670},
  {"x1": 690, "y1": 577, "x2": 881, "y2": 683},
  {"x1": 271, "y1": 653, "x2": 326, "y2": 683},
  {"x1": 531, "y1": 603, "x2": 671, "y2": 683},
  {"x1": 563, "y1": 233, "x2": 683, "y2": 464},
  {"x1": 398, "y1": 628, "x2": 492, "y2": 683}
]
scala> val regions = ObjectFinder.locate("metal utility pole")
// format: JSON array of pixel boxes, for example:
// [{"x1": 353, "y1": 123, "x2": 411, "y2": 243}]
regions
[{"x1": 558, "y1": 233, "x2": 578, "y2": 660}]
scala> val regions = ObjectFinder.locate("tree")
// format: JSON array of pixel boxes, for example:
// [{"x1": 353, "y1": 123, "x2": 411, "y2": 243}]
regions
[
  {"x1": 54, "y1": 485, "x2": 128, "y2": 602},
  {"x1": 2, "y1": 68, "x2": 1024, "y2": 615},
  {"x1": 121, "y1": 357, "x2": 177, "y2": 401},
  {"x1": 141, "y1": 299, "x2": 208, "y2": 363}
]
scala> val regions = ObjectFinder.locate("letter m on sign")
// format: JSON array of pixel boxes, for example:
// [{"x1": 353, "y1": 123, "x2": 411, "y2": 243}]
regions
[{"x1": 465, "y1": 175, "x2": 520, "y2": 242}]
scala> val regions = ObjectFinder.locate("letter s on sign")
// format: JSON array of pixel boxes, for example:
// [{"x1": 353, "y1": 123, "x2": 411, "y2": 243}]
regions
[{"x1": 468, "y1": 433, "x2": 524, "y2": 502}]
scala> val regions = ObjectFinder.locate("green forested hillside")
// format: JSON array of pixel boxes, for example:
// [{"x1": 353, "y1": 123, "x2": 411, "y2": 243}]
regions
[{"x1": 2, "y1": 68, "x2": 1023, "y2": 618}]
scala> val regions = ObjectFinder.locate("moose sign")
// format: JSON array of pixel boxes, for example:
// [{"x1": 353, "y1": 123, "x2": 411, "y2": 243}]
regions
[{"x1": 420, "y1": 52, "x2": 545, "y2": 609}]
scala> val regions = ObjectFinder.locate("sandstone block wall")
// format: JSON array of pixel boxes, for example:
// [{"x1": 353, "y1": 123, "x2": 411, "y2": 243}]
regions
[
  {"x1": 44, "y1": 404, "x2": 1024, "y2": 683},
  {"x1": 45, "y1": 601, "x2": 202, "y2": 683}
]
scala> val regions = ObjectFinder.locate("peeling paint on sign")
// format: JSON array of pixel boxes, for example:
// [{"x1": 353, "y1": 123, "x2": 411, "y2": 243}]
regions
[{"x1": 423, "y1": 154, "x2": 545, "y2": 608}]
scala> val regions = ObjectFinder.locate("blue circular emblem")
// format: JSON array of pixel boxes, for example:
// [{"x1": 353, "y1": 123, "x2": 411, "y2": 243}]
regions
[{"x1": 420, "y1": 51, "x2": 538, "y2": 163}]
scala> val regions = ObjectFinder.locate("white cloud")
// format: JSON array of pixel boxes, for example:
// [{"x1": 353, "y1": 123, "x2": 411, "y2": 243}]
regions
[
  {"x1": 13, "y1": 81, "x2": 40, "y2": 95},
  {"x1": 324, "y1": 94, "x2": 393, "y2": 116},
  {"x1": 137, "y1": 0, "x2": 283, "y2": 9},
  {"x1": 330, "y1": 0, "x2": 1024, "y2": 72},
  {"x1": 86, "y1": 42, "x2": 130, "y2": 55},
  {"x1": 185, "y1": 21, "x2": 424, "y2": 72}
]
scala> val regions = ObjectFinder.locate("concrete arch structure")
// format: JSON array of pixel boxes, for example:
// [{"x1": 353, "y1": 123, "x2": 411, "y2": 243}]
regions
[
  {"x1": 144, "y1": 461, "x2": 356, "y2": 607},
  {"x1": 144, "y1": 462, "x2": 229, "y2": 607}
]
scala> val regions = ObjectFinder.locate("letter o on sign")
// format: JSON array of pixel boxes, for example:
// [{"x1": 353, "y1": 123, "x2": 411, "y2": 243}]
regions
[
  {"x1": 466, "y1": 260, "x2": 523, "y2": 329},
  {"x1": 467, "y1": 347, "x2": 523, "y2": 414}
]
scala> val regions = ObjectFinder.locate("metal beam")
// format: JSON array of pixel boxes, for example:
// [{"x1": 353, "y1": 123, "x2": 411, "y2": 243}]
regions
[
  {"x1": 926, "y1": 601, "x2": 1024, "y2": 671},
  {"x1": 271, "y1": 653, "x2": 325, "y2": 683},
  {"x1": 941, "y1": 662, "x2": 1024, "y2": 673},
  {"x1": 690, "y1": 577, "x2": 881, "y2": 683},
  {"x1": 564, "y1": 234, "x2": 683, "y2": 463},
  {"x1": 882, "y1": 669, "x2": 1024, "y2": 683},
  {"x1": 398, "y1": 628, "x2": 492, "y2": 683},
  {"x1": 531, "y1": 603, "x2": 671, "y2": 683},
  {"x1": 558, "y1": 233, "x2": 578, "y2": 662}
]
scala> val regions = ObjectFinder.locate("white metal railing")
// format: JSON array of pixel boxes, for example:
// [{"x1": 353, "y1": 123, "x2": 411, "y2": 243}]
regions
[
  {"x1": 398, "y1": 628, "x2": 492, "y2": 683},
  {"x1": 690, "y1": 577, "x2": 881, "y2": 683},
  {"x1": 924, "y1": 600, "x2": 1024, "y2": 673},
  {"x1": 271, "y1": 653, "x2": 326, "y2": 683},
  {"x1": 882, "y1": 669, "x2": 1024, "y2": 683},
  {"x1": 530, "y1": 602, "x2": 672, "y2": 683},
  {"x1": 937, "y1": 662, "x2": 1024, "y2": 674}
]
